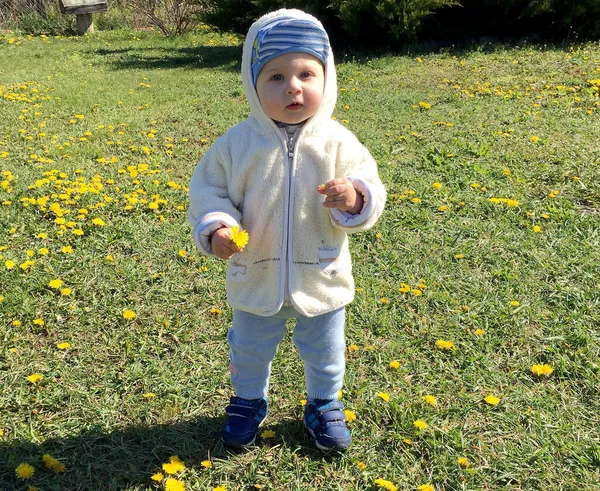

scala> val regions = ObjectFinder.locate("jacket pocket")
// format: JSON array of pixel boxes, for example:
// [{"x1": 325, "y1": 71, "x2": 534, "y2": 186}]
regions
[
  {"x1": 227, "y1": 256, "x2": 249, "y2": 283},
  {"x1": 318, "y1": 246, "x2": 342, "y2": 276}
]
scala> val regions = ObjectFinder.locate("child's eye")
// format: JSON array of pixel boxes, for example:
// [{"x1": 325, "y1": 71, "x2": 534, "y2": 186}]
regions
[
  {"x1": 300, "y1": 71, "x2": 311, "y2": 79},
  {"x1": 271, "y1": 74, "x2": 283, "y2": 81}
]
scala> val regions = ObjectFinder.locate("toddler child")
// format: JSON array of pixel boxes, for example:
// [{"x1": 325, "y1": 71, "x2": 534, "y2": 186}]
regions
[{"x1": 188, "y1": 8, "x2": 386, "y2": 451}]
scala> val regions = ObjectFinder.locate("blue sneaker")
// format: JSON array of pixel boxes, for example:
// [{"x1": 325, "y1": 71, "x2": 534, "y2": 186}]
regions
[
  {"x1": 303, "y1": 399, "x2": 352, "y2": 451},
  {"x1": 221, "y1": 396, "x2": 268, "y2": 448}
]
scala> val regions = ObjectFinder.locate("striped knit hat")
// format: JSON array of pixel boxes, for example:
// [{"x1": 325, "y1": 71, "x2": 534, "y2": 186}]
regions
[{"x1": 251, "y1": 16, "x2": 330, "y2": 86}]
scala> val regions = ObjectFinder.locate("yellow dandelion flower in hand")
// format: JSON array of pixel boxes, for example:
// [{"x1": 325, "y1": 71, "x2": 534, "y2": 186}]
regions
[{"x1": 229, "y1": 226, "x2": 249, "y2": 249}]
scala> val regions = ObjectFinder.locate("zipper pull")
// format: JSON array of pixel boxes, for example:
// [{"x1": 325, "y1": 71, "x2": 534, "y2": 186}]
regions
[{"x1": 287, "y1": 136, "x2": 294, "y2": 158}]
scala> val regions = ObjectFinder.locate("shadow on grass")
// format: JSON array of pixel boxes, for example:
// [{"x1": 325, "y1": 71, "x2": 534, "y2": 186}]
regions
[
  {"x1": 0, "y1": 416, "x2": 341, "y2": 489},
  {"x1": 0, "y1": 416, "x2": 222, "y2": 490},
  {"x1": 92, "y1": 45, "x2": 242, "y2": 71}
]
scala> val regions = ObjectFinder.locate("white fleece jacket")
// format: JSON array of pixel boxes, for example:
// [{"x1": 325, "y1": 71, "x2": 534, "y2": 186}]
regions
[{"x1": 188, "y1": 8, "x2": 386, "y2": 317}]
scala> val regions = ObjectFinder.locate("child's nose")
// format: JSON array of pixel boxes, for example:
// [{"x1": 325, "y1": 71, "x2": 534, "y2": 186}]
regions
[{"x1": 286, "y1": 77, "x2": 302, "y2": 94}]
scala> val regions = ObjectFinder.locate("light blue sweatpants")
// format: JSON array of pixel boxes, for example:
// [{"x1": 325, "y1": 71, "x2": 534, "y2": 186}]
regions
[{"x1": 227, "y1": 306, "x2": 346, "y2": 401}]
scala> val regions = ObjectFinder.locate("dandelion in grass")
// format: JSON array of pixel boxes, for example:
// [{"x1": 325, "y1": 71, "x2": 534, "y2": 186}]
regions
[
  {"x1": 39, "y1": 248, "x2": 49, "y2": 255},
  {"x1": 143, "y1": 393, "x2": 156, "y2": 399},
  {"x1": 510, "y1": 300, "x2": 520, "y2": 307},
  {"x1": 418, "y1": 101, "x2": 431, "y2": 110},
  {"x1": 42, "y1": 454, "x2": 65, "y2": 472},
  {"x1": 529, "y1": 135, "x2": 540, "y2": 143},
  {"x1": 435, "y1": 339, "x2": 455, "y2": 350},
  {"x1": 162, "y1": 456, "x2": 185, "y2": 475},
  {"x1": 484, "y1": 395, "x2": 501, "y2": 406},
  {"x1": 417, "y1": 485, "x2": 434, "y2": 491},
  {"x1": 92, "y1": 218, "x2": 105, "y2": 226},
  {"x1": 532, "y1": 225, "x2": 541, "y2": 233},
  {"x1": 12, "y1": 320, "x2": 22, "y2": 327},
  {"x1": 457, "y1": 456, "x2": 471, "y2": 468},
  {"x1": 348, "y1": 344, "x2": 359, "y2": 352},
  {"x1": 398, "y1": 283, "x2": 410, "y2": 293},
  {"x1": 5, "y1": 260, "x2": 15, "y2": 269},
  {"x1": 48, "y1": 279, "x2": 63, "y2": 289},
  {"x1": 165, "y1": 479, "x2": 185, "y2": 491},
  {"x1": 380, "y1": 297, "x2": 389, "y2": 304},
  {"x1": 61, "y1": 288, "x2": 72, "y2": 296},
  {"x1": 213, "y1": 486, "x2": 227, "y2": 491},
  {"x1": 150, "y1": 472, "x2": 164, "y2": 482},
  {"x1": 200, "y1": 460, "x2": 212, "y2": 469},
  {"x1": 355, "y1": 461, "x2": 366, "y2": 470},
  {"x1": 123, "y1": 309, "x2": 136, "y2": 320},
  {"x1": 531, "y1": 364, "x2": 553, "y2": 376},
  {"x1": 432, "y1": 182, "x2": 443, "y2": 190},
  {"x1": 15, "y1": 463, "x2": 34, "y2": 479},
  {"x1": 473, "y1": 328, "x2": 485, "y2": 336},
  {"x1": 229, "y1": 226, "x2": 249, "y2": 249},
  {"x1": 261, "y1": 430, "x2": 275, "y2": 438},
  {"x1": 403, "y1": 438, "x2": 412, "y2": 445},
  {"x1": 414, "y1": 419, "x2": 428, "y2": 430},
  {"x1": 27, "y1": 373, "x2": 43, "y2": 383},
  {"x1": 412, "y1": 288, "x2": 423, "y2": 296},
  {"x1": 56, "y1": 342, "x2": 70, "y2": 350},
  {"x1": 389, "y1": 360, "x2": 400, "y2": 369},
  {"x1": 210, "y1": 307, "x2": 223, "y2": 315},
  {"x1": 344, "y1": 409, "x2": 357, "y2": 422},
  {"x1": 61, "y1": 246, "x2": 73, "y2": 254},
  {"x1": 374, "y1": 478, "x2": 397, "y2": 491},
  {"x1": 377, "y1": 392, "x2": 390, "y2": 402},
  {"x1": 438, "y1": 205, "x2": 448, "y2": 212},
  {"x1": 422, "y1": 395, "x2": 437, "y2": 406}
]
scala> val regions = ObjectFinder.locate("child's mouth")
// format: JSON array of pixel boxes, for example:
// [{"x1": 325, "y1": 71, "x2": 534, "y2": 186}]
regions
[{"x1": 286, "y1": 103, "x2": 303, "y2": 110}]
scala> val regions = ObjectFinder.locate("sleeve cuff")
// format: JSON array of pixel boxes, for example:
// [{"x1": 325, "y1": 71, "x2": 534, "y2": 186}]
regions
[
  {"x1": 329, "y1": 176, "x2": 374, "y2": 228},
  {"x1": 193, "y1": 212, "x2": 240, "y2": 255}
]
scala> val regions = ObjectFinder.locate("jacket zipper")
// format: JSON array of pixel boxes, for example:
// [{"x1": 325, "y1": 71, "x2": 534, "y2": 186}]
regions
[{"x1": 282, "y1": 127, "x2": 300, "y2": 308}]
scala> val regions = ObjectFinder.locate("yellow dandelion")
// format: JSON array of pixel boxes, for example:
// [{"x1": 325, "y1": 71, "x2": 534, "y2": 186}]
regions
[
  {"x1": 165, "y1": 479, "x2": 185, "y2": 491},
  {"x1": 32, "y1": 318, "x2": 44, "y2": 326},
  {"x1": 4, "y1": 260, "x2": 14, "y2": 269},
  {"x1": 92, "y1": 218, "x2": 105, "y2": 226},
  {"x1": 344, "y1": 409, "x2": 357, "y2": 422},
  {"x1": 355, "y1": 461, "x2": 367, "y2": 470},
  {"x1": 162, "y1": 456, "x2": 185, "y2": 475},
  {"x1": 229, "y1": 226, "x2": 249, "y2": 249},
  {"x1": 435, "y1": 339, "x2": 455, "y2": 350},
  {"x1": 457, "y1": 456, "x2": 471, "y2": 468},
  {"x1": 122, "y1": 309, "x2": 136, "y2": 320},
  {"x1": 473, "y1": 328, "x2": 485, "y2": 336},
  {"x1": 61, "y1": 246, "x2": 73, "y2": 254},
  {"x1": 210, "y1": 307, "x2": 223, "y2": 315},
  {"x1": 438, "y1": 205, "x2": 448, "y2": 212},
  {"x1": 414, "y1": 419, "x2": 428, "y2": 430},
  {"x1": 484, "y1": 395, "x2": 501, "y2": 406},
  {"x1": 417, "y1": 485, "x2": 434, "y2": 491},
  {"x1": 389, "y1": 360, "x2": 400, "y2": 369},
  {"x1": 200, "y1": 460, "x2": 212, "y2": 469},
  {"x1": 398, "y1": 283, "x2": 411, "y2": 293},
  {"x1": 178, "y1": 249, "x2": 187, "y2": 258},
  {"x1": 377, "y1": 392, "x2": 390, "y2": 402},
  {"x1": 432, "y1": 182, "x2": 443, "y2": 190},
  {"x1": 380, "y1": 297, "x2": 389, "y2": 304},
  {"x1": 412, "y1": 288, "x2": 423, "y2": 296},
  {"x1": 27, "y1": 373, "x2": 43, "y2": 383},
  {"x1": 213, "y1": 486, "x2": 227, "y2": 491},
  {"x1": 12, "y1": 320, "x2": 22, "y2": 327},
  {"x1": 348, "y1": 344, "x2": 359, "y2": 352},
  {"x1": 150, "y1": 472, "x2": 164, "y2": 482},
  {"x1": 61, "y1": 288, "x2": 72, "y2": 296},
  {"x1": 15, "y1": 463, "x2": 35, "y2": 479},
  {"x1": 532, "y1": 225, "x2": 541, "y2": 233},
  {"x1": 374, "y1": 478, "x2": 397, "y2": 491},
  {"x1": 260, "y1": 430, "x2": 276, "y2": 438},
  {"x1": 42, "y1": 454, "x2": 65, "y2": 472},
  {"x1": 143, "y1": 392, "x2": 156, "y2": 399},
  {"x1": 510, "y1": 300, "x2": 520, "y2": 307},
  {"x1": 531, "y1": 364, "x2": 553, "y2": 376},
  {"x1": 56, "y1": 342, "x2": 70, "y2": 350},
  {"x1": 529, "y1": 135, "x2": 540, "y2": 143},
  {"x1": 48, "y1": 279, "x2": 63, "y2": 289},
  {"x1": 418, "y1": 101, "x2": 432, "y2": 110},
  {"x1": 422, "y1": 395, "x2": 437, "y2": 406}
]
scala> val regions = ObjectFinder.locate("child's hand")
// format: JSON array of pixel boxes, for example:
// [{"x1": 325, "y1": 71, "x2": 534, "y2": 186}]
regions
[
  {"x1": 317, "y1": 178, "x2": 364, "y2": 215},
  {"x1": 211, "y1": 227, "x2": 243, "y2": 260}
]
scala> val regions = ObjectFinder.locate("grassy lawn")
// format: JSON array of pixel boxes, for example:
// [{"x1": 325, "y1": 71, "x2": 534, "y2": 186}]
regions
[{"x1": 1, "y1": 28, "x2": 599, "y2": 491}]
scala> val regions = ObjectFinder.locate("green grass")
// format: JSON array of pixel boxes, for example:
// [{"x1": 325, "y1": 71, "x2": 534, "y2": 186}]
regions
[{"x1": 1, "y1": 28, "x2": 600, "y2": 491}]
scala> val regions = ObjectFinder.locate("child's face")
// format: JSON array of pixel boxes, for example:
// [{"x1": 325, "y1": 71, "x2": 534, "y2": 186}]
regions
[{"x1": 256, "y1": 52, "x2": 325, "y2": 125}]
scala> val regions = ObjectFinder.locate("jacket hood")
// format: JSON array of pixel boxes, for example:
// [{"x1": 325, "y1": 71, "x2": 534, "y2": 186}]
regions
[{"x1": 241, "y1": 9, "x2": 338, "y2": 135}]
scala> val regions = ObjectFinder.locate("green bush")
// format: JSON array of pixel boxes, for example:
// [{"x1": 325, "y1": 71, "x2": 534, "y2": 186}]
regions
[{"x1": 8, "y1": 6, "x2": 76, "y2": 35}]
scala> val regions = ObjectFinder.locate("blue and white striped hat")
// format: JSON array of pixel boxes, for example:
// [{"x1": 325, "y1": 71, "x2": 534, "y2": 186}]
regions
[{"x1": 251, "y1": 16, "x2": 330, "y2": 86}]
